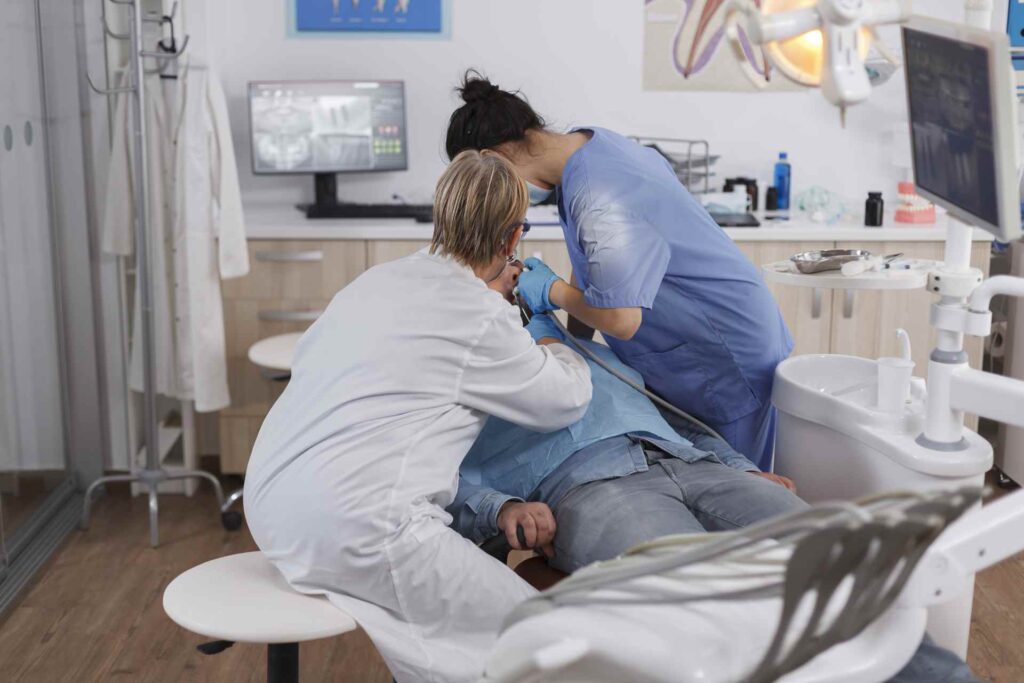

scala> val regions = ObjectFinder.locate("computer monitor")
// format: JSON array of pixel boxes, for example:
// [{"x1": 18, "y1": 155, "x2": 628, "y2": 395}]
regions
[
  {"x1": 249, "y1": 80, "x2": 408, "y2": 213},
  {"x1": 902, "y1": 18, "x2": 1021, "y2": 242}
]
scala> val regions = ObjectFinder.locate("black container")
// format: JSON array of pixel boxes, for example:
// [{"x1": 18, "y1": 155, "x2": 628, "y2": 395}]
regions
[
  {"x1": 865, "y1": 192, "x2": 884, "y2": 227},
  {"x1": 765, "y1": 186, "x2": 779, "y2": 211}
]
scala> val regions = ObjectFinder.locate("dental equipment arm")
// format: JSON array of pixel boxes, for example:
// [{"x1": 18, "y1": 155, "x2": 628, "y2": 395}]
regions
[{"x1": 901, "y1": 488, "x2": 1024, "y2": 608}]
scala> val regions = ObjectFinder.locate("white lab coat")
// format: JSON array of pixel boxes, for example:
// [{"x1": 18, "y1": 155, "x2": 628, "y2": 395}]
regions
[
  {"x1": 102, "y1": 66, "x2": 247, "y2": 412},
  {"x1": 244, "y1": 250, "x2": 593, "y2": 683}
]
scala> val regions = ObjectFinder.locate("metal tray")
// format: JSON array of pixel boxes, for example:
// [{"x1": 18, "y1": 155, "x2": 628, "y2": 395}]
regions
[{"x1": 790, "y1": 249, "x2": 872, "y2": 274}]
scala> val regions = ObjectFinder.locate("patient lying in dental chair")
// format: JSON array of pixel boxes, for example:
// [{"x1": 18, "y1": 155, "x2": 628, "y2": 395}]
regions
[{"x1": 447, "y1": 267, "x2": 977, "y2": 683}]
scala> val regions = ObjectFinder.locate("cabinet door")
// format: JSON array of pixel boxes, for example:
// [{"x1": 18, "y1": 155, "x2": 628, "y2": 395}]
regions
[
  {"x1": 735, "y1": 241, "x2": 835, "y2": 356},
  {"x1": 221, "y1": 240, "x2": 366, "y2": 301},
  {"x1": 219, "y1": 416, "x2": 264, "y2": 475},
  {"x1": 367, "y1": 240, "x2": 429, "y2": 267}
]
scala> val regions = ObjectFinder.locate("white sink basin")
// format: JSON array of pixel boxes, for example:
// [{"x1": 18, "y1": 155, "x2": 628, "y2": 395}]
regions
[
  {"x1": 772, "y1": 353, "x2": 990, "y2": 480},
  {"x1": 773, "y1": 354, "x2": 925, "y2": 435}
]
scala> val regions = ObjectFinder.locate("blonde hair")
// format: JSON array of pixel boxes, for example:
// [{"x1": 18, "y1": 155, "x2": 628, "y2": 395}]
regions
[{"x1": 431, "y1": 150, "x2": 529, "y2": 268}]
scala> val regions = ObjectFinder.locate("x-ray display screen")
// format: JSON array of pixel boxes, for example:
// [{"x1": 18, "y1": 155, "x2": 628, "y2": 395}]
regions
[
  {"x1": 249, "y1": 80, "x2": 407, "y2": 174},
  {"x1": 904, "y1": 29, "x2": 998, "y2": 226}
]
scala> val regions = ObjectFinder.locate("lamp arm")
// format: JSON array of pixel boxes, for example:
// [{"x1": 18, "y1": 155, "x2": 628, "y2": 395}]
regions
[
  {"x1": 748, "y1": 6, "x2": 822, "y2": 43},
  {"x1": 861, "y1": 0, "x2": 913, "y2": 26}
]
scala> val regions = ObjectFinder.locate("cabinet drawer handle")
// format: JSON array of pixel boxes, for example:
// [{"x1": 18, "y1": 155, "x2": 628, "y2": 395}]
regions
[
  {"x1": 258, "y1": 310, "x2": 323, "y2": 322},
  {"x1": 811, "y1": 288, "x2": 823, "y2": 320},
  {"x1": 254, "y1": 250, "x2": 323, "y2": 263},
  {"x1": 843, "y1": 290, "x2": 855, "y2": 319},
  {"x1": 260, "y1": 369, "x2": 292, "y2": 382}
]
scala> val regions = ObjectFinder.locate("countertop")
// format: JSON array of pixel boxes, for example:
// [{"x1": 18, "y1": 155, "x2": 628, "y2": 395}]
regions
[{"x1": 243, "y1": 201, "x2": 993, "y2": 243}]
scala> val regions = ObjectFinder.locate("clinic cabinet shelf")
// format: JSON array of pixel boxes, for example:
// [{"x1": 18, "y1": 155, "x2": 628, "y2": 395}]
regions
[{"x1": 216, "y1": 237, "x2": 990, "y2": 474}]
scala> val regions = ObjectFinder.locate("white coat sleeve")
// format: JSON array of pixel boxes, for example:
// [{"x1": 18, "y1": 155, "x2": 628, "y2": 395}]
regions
[
  {"x1": 101, "y1": 73, "x2": 134, "y2": 257},
  {"x1": 206, "y1": 72, "x2": 249, "y2": 280},
  {"x1": 457, "y1": 305, "x2": 592, "y2": 433}
]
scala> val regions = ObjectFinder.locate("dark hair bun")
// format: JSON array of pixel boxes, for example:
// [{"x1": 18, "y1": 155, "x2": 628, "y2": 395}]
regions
[
  {"x1": 445, "y1": 69, "x2": 546, "y2": 160},
  {"x1": 459, "y1": 76, "x2": 501, "y2": 105}
]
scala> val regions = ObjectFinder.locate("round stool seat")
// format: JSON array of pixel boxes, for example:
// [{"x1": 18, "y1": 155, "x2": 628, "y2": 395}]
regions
[
  {"x1": 163, "y1": 552, "x2": 356, "y2": 644},
  {"x1": 248, "y1": 333, "x2": 302, "y2": 372}
]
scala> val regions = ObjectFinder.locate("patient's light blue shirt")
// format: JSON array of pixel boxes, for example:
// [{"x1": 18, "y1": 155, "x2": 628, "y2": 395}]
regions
[{"x1": 448, "y1": 340, "x2": 758, "y2": 542}]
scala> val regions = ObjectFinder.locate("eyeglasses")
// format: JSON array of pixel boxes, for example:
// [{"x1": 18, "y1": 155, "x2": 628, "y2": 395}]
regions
[{"x1": 508, "y1": 219, "x2": 531, "y2": 237}]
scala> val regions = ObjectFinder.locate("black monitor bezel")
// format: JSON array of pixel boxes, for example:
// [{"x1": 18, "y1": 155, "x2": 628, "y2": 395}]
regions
[{"x1": 901, "y1": 19, "x2": 1020, "y2": 242}]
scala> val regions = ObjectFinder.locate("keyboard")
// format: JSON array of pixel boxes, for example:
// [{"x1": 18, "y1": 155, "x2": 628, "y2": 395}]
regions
[{"x1": 300, "y1": 203, "x2": 433, "y2": 222}]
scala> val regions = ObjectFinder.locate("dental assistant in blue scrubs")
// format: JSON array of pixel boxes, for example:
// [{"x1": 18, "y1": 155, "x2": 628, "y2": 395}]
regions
[{"x1": 445, "y1": 73, "x2": 793, "y2": 470}]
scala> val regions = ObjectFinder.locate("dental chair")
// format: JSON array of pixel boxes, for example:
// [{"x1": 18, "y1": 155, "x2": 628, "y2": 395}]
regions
[{"x1": 480, "y1": 486, "x2": 983, "y2": 683}]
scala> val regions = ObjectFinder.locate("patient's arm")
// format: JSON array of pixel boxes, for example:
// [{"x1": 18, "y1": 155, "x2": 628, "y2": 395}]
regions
[
  {"x1": 670, "y1": 420, "x2": 760, "y2": 473},
  {"x1": 446, "y1": 474, "x2": 523, "y2": 544}
]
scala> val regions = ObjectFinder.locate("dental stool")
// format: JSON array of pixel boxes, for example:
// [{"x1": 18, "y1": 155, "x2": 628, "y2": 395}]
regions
[{"x1": 163, "y1": 552, "x2": 357, "y2": 683}]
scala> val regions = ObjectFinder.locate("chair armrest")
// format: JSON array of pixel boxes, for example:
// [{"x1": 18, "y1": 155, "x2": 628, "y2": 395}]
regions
[
  {"x1": 566, "y1": 315, "x2": 595, "y2": 341},
  {"x1": 479, "y1": 534, "x2": 513, "y2": 563}
]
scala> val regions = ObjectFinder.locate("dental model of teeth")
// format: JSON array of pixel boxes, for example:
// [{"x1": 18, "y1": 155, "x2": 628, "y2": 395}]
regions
[{"x1": 894, "y1": 181, "x2": 936, "y2": 224}]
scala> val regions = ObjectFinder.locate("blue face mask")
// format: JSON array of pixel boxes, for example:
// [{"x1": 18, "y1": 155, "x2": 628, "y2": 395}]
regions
[{"x1": 527, "y1": 181, "x2": 554, "y2": 205}]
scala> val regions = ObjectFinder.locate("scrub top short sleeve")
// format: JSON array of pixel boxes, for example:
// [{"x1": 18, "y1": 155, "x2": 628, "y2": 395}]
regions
[{"x1": 576, "y1": 203, "x2": 671, "y2": 310}]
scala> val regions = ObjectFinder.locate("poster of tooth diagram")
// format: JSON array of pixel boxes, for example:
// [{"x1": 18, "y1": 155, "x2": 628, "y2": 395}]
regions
[
  {"x1": 297, "y1": 0, "x2": 443, "y2": 33},
  {"x1": 643, "y1": 0, "x2": 800, "y2": 92}
]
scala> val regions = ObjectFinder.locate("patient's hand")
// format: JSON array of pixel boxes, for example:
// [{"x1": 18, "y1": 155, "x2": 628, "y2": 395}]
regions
[
  {"x1": 486, "y1": 259, "x2": 524, "y2": 303},
  {"x1": 497, "y1": 501, "x2": 556, "y2": 557},
  {"x1": 751, "y1": 472, "x2": 797, "y2": 492}
]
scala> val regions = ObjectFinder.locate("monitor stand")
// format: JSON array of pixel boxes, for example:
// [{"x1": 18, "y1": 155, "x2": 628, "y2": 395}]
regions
[
  {"x1": 296, "y1": 173, "x2": 434, "y2": 222},
  {"x1": 300, "y1": 173, "x2": 339, "y2": 219}
]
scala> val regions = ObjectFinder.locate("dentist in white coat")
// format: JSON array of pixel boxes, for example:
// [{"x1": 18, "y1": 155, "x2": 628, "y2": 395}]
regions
[{"x1": 244, "y1": 151, "x2": 593, "y2": 682}]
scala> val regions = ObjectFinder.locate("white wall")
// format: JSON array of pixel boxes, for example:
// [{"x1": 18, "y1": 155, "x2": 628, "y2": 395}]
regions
[{"x1": 205, "y1": 0, "x2": 969, "y2": 207}]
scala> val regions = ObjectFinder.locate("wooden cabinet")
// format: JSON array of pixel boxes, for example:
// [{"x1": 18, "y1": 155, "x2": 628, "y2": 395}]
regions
[
  {"x1": 367, "y1": 240, "x2": 430, "y2": 266},
  {"x1": 737, "y1": 241, "x2": 835, "y2": 356},
  {"x1": 216, "y1": 235, "x2": 992, "y2": 473},
  {"x1": 218, "y1": 240, "x2": 367, "y2": 473}
]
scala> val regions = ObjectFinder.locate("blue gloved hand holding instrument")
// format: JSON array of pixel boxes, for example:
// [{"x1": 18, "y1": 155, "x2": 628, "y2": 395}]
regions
[{"x1": 516, "y1": 257, "x2": 562, "y2": 314}]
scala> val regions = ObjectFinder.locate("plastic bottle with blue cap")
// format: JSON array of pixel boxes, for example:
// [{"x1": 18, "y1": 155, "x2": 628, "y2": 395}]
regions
[{"x1": 773, "y1": 152, "x2": 791, "y2": 210}]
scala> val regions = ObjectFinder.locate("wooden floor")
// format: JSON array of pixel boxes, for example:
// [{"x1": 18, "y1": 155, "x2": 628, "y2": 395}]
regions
[
  {"x1": 0, "y1": 482, "x2": 1021, "y2": 682},
  {"x1": 0, "y1": 483, "x2": 391, "y2": 682}
]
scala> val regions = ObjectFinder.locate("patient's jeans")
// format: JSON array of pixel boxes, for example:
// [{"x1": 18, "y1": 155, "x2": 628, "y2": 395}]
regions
[
  {"x1": 549, "y1": 454, "x2": 806, "y2": 573},
  {"x1": 549, "y1": 452, "x2": 979, "y2": 683}
]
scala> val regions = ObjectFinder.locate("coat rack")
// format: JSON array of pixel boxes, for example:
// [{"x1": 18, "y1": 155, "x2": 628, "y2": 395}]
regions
[{"x1": 81, "y1": 0, "x2": 238, "y2": 547}]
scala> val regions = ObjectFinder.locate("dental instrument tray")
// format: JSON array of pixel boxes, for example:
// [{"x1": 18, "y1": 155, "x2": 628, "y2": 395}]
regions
[{"x1": 790, "y1": 249, "x2": 872, "y2": 274}]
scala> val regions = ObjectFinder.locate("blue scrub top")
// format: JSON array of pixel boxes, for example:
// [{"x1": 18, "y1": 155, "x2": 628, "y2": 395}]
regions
[{"x1": 557, "y1": 128, "x2": 793, "y2": 426}]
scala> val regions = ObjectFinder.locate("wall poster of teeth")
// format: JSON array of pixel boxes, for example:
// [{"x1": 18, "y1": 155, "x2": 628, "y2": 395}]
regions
[
  {"x1": 296, "y1": 0, "x2": 443, "y2": 33},
  {"x1": 643, "y1": 0, "x2": 803, "y2": 92}
]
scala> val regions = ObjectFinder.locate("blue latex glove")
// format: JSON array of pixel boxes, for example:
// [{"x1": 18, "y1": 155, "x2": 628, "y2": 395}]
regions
[
  {"x1": 525, "y1": 313, "x2": 565, "y2": 343},
  {"x1": 517, "y1": 257, "x2": 561, "y2": 314}
]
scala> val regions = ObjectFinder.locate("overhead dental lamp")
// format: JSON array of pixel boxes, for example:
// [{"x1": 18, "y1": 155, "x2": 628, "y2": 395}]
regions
[{"x1": 729, "y1": 0, "x2": 911, "y2": 118}]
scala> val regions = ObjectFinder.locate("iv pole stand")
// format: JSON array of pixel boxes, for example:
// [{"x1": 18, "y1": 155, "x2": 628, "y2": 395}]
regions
[{"x1": 80, "y1": 0, "x2": 238, "y2": 547}]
